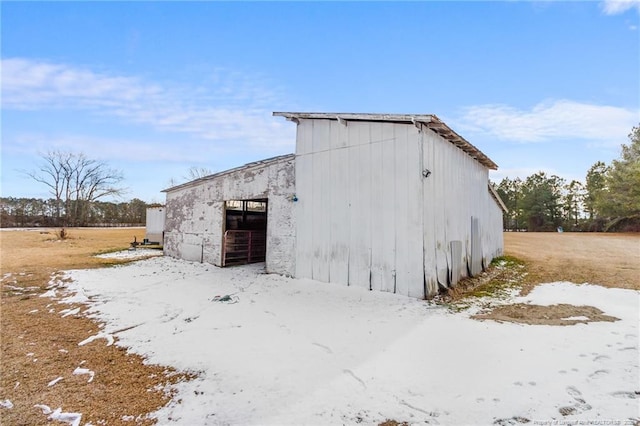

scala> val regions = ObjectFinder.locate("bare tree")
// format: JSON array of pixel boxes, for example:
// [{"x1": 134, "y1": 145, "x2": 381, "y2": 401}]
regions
[
  {"x1": 184, "y1": 166, "x2": 214, "y2": 181},
  {"x1": 26, "y1": 151, "x2": 126, "y2": 226},
  {"x1": 25, "y1": 151, "x2": 73, "y2": 223}
]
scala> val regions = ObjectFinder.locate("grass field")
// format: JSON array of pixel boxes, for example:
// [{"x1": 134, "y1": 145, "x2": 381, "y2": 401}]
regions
[
  {"x1": 1, "y1": 228, "x2": 638, "y2": 425},
  {"x1": 0, "y1": 228, "x2": 182, "y2": 426},
  {"x1": 504, "y1": 231, "x2": 639, "y2": 292}
]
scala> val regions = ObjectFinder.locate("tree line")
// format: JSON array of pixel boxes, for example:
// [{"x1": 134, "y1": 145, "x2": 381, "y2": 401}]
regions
[
  {"x1": 495, "y1": 125, "x2": 640, "y2": 232},
  {"x1": 4, "y1": 125, "x2": 639, "y2": 231},
  {"x1": 0, "y1": 197, "x2": 156, "y2": 228},
  {"x1": 0, "y1": 150, "x2": 162, "y2": 228}
]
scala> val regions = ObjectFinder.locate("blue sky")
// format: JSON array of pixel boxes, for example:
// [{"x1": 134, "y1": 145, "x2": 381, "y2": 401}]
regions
[{"x1": 2, "y1": 1, "x2": 639, "y2": 203}]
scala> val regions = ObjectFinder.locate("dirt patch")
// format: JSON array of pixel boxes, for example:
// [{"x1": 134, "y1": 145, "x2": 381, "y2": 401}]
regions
[
  {"x1": 504, "y1": 232, "x2": 639, "y2": 293},
  {"x1": 0, "y1": 228, "x2": 191, "y2": 425},
  {"x1": 379, "y1": 421, "x2": 409, "y2": 426},
  {"x1": 443, "y1": 233, "x2": 638, "y2": 325},
  {"x1": 472, "y1": 303, "x2": 620, "y2": 326}
]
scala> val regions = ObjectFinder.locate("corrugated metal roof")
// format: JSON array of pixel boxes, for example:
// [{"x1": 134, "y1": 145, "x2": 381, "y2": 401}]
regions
[
  {"x1": 273, "y1": 112, "x2": 498, "y2": 170},
  {"x1": 162, "y1": 154, "x2": 295, "y2": 193}
]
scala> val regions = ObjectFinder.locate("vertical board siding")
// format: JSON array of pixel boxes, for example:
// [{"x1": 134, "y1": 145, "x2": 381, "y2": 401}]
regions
[
  {"x1": 406, "y1": 126, "x2": 426, "y2": 299},
  {"x1": 294, "y1": 118, "x2": 503, "y2": 298},
  {"x1": 311, "y1": 120, "x2": 331, "y2": 282},
  {"x1": 380, "y1": 124, "x2": 397, "y2": 293},
  {"x1": 418, "y1": 124, "x2": 504, "y2": 296},
  {"x1": 346, "y1": 122, "x2": 361, "y2": 286},
  {"x1": 295, "y1": 119, "x2": 314, "y2": 279},
  {"x1": 328, "y1": 121, "x2": 349, "y2": 285},
  {"x1": 348, "y1": 122, "x2": 373, "y2": 289},
  {"x1": 393, "y1": 124, "x2": 410, "y2": 296},
  {"x1": 421, "y1": 128, "x2": 438, "y2": 296},
  {"x1": 431, "y1": 128, "x2": 449, "y2": 288},
  {"x1": 369, "y1": 122, "x2": 385, "y2": 292}
]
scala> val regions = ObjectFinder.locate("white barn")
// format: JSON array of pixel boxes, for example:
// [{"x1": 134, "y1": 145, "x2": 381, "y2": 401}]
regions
[{"x1": 163, "y1": 112, "x2": 506, "y2": 299}]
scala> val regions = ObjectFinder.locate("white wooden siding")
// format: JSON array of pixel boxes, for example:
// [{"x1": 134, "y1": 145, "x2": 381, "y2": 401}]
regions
[
  {"x1": 294, "y1": 119, "x2": 503, "y2": 298},
  {"x1": 328, "y1": 120, "x2": 349, "y2": 285}
]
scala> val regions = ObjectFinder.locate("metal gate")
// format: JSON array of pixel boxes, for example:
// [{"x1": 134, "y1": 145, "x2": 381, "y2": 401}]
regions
[{"x1": 222, "y1": 230, "x2": 266, "y2": 266}]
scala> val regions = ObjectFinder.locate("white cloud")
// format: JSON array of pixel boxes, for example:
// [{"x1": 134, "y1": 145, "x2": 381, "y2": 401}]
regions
[
  {"x1": 601, "y1": 0, "x2": 640, "y2": 15},
  {"x1": 457, "y1": 99, "x2": 639, "y2": 145},
  {"x1": 1, "y1": 58, "x2": 295, "y2": 150},
  {"x1": 2, "y1": 58, "x2": 159, "y2": 108}
]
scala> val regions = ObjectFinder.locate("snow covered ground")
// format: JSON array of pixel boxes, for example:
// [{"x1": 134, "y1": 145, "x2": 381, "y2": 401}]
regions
[
  {"x1": 95, "y1": 248, "x2": 163, "y2": 260},
  {"x1": 42, "y1": 254, "x2": 640, "y2": 424}
]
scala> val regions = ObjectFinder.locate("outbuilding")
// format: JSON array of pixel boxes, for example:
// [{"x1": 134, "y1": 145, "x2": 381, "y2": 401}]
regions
[
  {"x1": 163, "y1": 112, "x2": 506, "y2": 299},
  {"x1": 163, "y1": 154, "x2": 296, "y2": 275},
  {"x1": 145, "y1": 206, "x2": 165, "y2": 244}
]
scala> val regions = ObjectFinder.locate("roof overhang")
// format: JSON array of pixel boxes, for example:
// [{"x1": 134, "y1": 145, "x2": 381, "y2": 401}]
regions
[
  {"x1": 488, "y1": 183, "x2": 509, "y2": 213},
  {"x1": 273, "y1": 112, "x2": 498, "y2": 170}
]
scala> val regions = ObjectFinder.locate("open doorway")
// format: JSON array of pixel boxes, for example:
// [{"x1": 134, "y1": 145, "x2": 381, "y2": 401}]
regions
[{"x1": 222, "y1": 198, "x2": 268, "y2": 266}]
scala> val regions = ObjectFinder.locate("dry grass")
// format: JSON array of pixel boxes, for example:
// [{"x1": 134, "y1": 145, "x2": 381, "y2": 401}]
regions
[
  {"x1": 472, "y1": 303, "x2": 620, "y2": 326},
  {"x1": 439, "y1": 232, "x2": 639, "y2": 325},
  {"x1": 0, "y1": 227, "x2": 191, "y2": 426},
  {"x1": 504, "y1": 232, "x2": 640, "y2": 293},
  {"x1": 2, "y1": 229, "x2": 638, "y2": 425}
]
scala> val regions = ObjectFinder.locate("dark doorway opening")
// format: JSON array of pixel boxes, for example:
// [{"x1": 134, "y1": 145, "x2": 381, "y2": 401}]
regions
[{"x1": 222, "y1": 199, "x2": 267, "y2": 266}]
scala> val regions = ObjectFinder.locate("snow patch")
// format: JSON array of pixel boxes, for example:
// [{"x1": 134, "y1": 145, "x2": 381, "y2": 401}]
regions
[
  {"x1": 562, "y1": 316, "x2": 590, "y2": 321},
  {"x1": 49, "y1": 407, "x2": 82, "y2": 426},
  {"x1": 78, "y1": 332, "x2": 114, "y2": 347},
  {"x1": 95, "y1": 249, "x2": 163, "y2": 260},
  {"x1": 73, "y1": 367, "x2": 95, "y2": 383},
  {"x1": 47, "y1": 376, "x2": 64, "y2": 387},
  {"x1": 61, "y1": 257, "x2": 640, "y2": 424},
  {"x1": 39, "y1": 288, "x2": 57, "y2": 298},
  {"x1": 34, "y1": 404, "x2": 82, "y2": 426},
  {"x1": 60, "y1": 307, "x2": 81, "y2": 317},
  {"x1": 34, "y1": 404, "x2": 52, "y2": 414}
]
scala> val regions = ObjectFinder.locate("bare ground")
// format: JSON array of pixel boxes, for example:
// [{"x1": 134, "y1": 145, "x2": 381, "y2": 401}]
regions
[
  {"x1": 504, "y1": 231, "x2": 639, "y2": 292},
  {"x1": 1, "y1": 229, "x2": 638, "y2": 424},
  {"x1": 0, "y1": 228, "x2": 192, "y2": 425},
  {"x1": 472, "y1": 303, "x2": 620, "y2": 326},
  {"x1": 462, "y1": 232, "x2": 639, "y2": 326}
]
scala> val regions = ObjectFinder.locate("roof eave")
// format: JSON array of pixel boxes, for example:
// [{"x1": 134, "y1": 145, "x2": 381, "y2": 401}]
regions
[
  {"x1": 161, "y1": 153, "x2": 295, "y2": 194},
  {"x1": 274, "y1": 112, "x2": 498, "y2": 170}
]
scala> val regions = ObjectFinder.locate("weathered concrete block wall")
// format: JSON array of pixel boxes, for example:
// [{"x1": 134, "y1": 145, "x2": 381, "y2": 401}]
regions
[{"x1": 164, "y1": 155, "x2": 296, "y2": 275}]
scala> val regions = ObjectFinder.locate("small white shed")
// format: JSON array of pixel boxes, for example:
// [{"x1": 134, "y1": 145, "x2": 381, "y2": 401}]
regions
[
  {"x1": 145, "y1": 206, "x2": 165, "y2": 244},
  {"x1": 163, "y1": 112, "x2": 506, "y2": 299}
]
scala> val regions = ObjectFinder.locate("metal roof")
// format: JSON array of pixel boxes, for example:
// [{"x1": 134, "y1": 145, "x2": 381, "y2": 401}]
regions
[
  {"x1": 488, "y1": 183, "x2": 509, "y2": 213},
  {"x1": 162, "y1": 154, "x2": 295, "y2": 193},
  {"x1": 273, "y1": 112, "x2": 498, "y2": 170}
]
